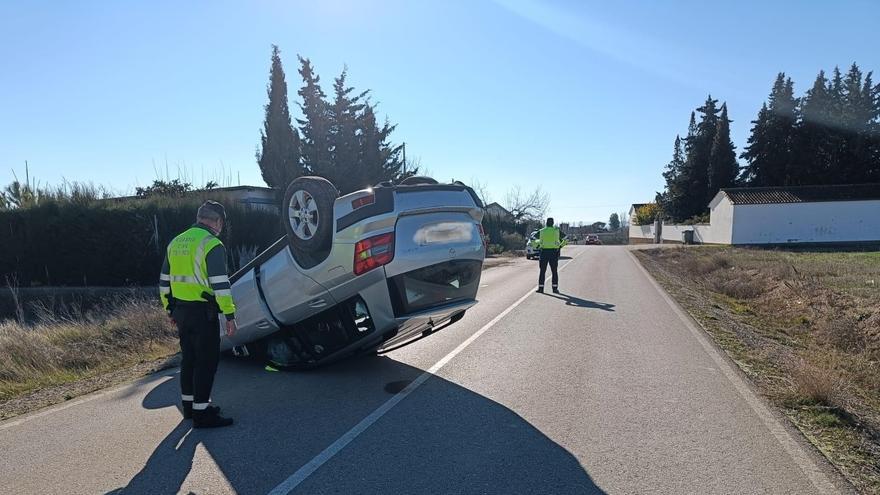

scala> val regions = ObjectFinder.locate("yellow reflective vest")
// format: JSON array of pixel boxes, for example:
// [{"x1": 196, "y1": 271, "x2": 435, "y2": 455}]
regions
[
  {"x1": 537, "y1": 226, "x2": 566, "y2": 250},
  {"x1": 159, "y1": 225, "x2": 236, "y2": 319}
]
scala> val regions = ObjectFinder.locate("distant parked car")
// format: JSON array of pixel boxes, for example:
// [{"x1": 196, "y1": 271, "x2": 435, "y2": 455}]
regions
[
  {"x1": 585, "y1": 234, "x2": 602, "y2": 245},
  {"x1": 525, "y1": 230, "x2": 540, "y2": 259}
]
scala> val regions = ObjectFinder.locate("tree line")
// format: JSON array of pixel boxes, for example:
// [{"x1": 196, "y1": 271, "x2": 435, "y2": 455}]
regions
[
  {"x1": 257, "y1": 46, "x2": 414, "y2": 195},
  {"x1": 657, "y1": 63, "x2": 879, "y2": 223}
]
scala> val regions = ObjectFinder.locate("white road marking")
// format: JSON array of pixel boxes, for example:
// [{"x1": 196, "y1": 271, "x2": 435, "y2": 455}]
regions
[
  {"x1": 267, "y1": 249, "x2": 586, "y2": 495},
  {"x1": 626, "y1": 250, "x2": 839, "y2": 494}
]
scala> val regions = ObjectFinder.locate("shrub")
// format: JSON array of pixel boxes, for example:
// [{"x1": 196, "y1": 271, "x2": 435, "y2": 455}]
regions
[
  {"x1": 0, "y1": 196, "x2": 283, "y2": 286},
  {"x1": 500, "y1": 232, "x2": 525, "y2": 252},
  {"x1": 787, "y1": 356, "x2": 850, "y2": 411},
  {"x1": 706, "y1": 269, "x2": 764, "y2": 299},
  {"x1": 634, "y1": 203, "x2": 661, "y2": 225}
]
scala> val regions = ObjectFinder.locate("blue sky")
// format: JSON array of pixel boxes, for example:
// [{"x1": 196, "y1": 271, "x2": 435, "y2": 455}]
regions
[{"x1": 1, "y1": 0, "x2": 877, "y2": 223}]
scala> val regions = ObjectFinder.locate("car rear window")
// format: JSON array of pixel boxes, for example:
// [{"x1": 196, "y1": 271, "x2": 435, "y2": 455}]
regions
[{"x1": 388, "y1": 260, "x2": 482, "y2": 315}]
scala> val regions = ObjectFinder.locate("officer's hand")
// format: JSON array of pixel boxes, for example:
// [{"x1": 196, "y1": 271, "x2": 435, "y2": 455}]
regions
[{"x1": 225, "y1": 319, "x2": 237, "y2": 337}]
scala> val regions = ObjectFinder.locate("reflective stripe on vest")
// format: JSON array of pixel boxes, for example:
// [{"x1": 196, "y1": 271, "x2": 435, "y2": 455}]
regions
[{"x1": 166, "y1": 227, "x2": 222, "y2": 303}]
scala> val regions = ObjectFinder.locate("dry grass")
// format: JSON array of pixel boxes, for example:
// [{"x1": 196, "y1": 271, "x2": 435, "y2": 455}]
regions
[
  {"x1": 636, "y1": 246, "x2": 880, "y2": 494},
  {"x1": 0, "y1": 295, "x2": 178, "y2": 402}
]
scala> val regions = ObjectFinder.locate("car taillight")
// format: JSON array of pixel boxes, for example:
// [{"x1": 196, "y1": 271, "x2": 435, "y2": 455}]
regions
[
  {"x1": 351, "y1": 194, "x2": 375, "y2": 210},
  {"x1": 354, "y1": 232, "x2": 395, "y2": 276},
  {"x1": 476, "y1": 223, "x2": 487, "y2": 247}
]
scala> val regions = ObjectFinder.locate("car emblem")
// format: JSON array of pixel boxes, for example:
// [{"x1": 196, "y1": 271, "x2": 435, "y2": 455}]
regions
[{"x1": 448, "y1": 248, "x2": 457, "y2": 258}]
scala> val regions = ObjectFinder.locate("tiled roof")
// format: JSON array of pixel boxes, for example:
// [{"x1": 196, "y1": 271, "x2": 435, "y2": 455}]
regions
[{"x1": 721, "y1": 184, "x2": 880, "y2": 205}]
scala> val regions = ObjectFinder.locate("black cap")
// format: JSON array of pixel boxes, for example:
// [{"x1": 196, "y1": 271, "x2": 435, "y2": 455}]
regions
[{"x1": 198, "y1": 200, "x2": 227, "y2": 222}]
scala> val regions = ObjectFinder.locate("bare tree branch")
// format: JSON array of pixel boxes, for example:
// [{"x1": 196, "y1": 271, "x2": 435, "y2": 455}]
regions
[
  {"x1": 504, "y1": 185, "x2": 549, "y2": 223},
  {"x1": 469, "y1": 178, "x2": 492, "y2": 206}
]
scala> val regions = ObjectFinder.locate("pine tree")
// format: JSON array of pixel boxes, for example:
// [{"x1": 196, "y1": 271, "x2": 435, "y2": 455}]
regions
[
  {"x1": 328, "y1": 67, "x2": 368, "y2": 193},
  {"x1": 741, "y1": 73, "x2": 797, "y2": 186},
  {"x1": 870, "y1": 74, "x2": 880, "y2": 181},
  {"x1": 795, "y1": 71, "x2": 833, "y2": 184},
  {"x1": 708, "y1": 103, "x2": 738, "y2": 196},
  {"x1": 297, "y1": 56, "x2": 332, "y2": 178},
  {"x1": 256, "y1": 45, "x2": 302, "y2": 190}
]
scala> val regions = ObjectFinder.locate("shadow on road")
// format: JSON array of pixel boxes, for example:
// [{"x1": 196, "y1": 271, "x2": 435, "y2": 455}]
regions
[
  {"x1": 542, "y1": 292, "x2": 616, "y2": 311},
  {"x1": 108, "y1": 355, "x2": 607, "y2": 494}
]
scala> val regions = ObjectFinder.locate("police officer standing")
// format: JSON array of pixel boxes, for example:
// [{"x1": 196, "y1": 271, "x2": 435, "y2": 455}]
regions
[
  {"x1": 536, "y1": 217, "x2": 566, "y2": 294},
  {"x1": 159, "y1": 201, "x2": 236, "y2": 428}
]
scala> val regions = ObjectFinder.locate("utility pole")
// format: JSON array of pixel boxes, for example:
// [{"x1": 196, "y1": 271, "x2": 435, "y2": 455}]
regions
[{"x1": 402, "y1": 142, "x2": 406, "y2": 177}]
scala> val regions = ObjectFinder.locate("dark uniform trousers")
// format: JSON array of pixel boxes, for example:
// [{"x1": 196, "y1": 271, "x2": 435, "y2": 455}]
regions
[
  {"x1": 171, "y1": 302, "x2": 220, "y2": 404},
  {"x1": 538, "y1": 248, "x2": 560, "y2": 288}
]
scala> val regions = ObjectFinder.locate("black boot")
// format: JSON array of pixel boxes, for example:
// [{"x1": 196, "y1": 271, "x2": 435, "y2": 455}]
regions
[
  {"x1": 552, "y1": 287, "x2": 560, "y2": 294},
  {"x1": 182, "y1": 401, "x2": 221, "y2": 420},
  {"x1": 536, "y1": 287, "x2": 544, "y2": 293},
  {"x1": 193, "y1": 408, "x2": 234, "y2": 429}
]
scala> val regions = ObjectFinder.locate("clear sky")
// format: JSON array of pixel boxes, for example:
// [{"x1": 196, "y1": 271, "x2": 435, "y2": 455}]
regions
[{"x1": 1, "y1": 0, "x2": 877, "y2": 223}]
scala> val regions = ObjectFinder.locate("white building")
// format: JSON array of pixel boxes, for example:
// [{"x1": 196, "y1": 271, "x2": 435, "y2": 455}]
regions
[{"x1": 630, "y1": 184, "x2": 880, "y2": 245}]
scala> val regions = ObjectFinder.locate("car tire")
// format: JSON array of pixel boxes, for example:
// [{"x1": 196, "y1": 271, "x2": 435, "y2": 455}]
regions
[
  {"x1": 399, "y1": 175, "x2": 438, "y2": 186},
  {"x1": 282, "y1": 176, "x2": 338, "y2": 269}
]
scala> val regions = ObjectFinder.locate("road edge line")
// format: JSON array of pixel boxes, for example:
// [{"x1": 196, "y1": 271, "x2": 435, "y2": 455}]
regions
[{"x1": 625, "y1": 249, "x2": 841, "y2": 494}]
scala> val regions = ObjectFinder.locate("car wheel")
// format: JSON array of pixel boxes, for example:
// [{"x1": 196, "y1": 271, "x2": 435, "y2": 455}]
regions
[
  {"x1": 282, "y1": 176, "x2": 338, "y2": 269},
  {"x1": 399, "y1": 175, "x2": 438, "y2": 186}
]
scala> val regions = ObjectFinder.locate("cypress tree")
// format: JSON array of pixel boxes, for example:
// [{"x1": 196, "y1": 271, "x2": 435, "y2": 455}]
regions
[
  {"x1": 256, "y1": 45, "x2": 302, "y2": 190},
  {"x1": 680, "y1": 96, "x2": 719, "y2": 217},
  {"x1": 708, "y1": 103, "x2": 738, "y2": 196},
  {"x1": 358, "y1": 103, "x2": 405, "y2": 184},
  {"x1": 297, "y1": 56, "x2": 332, "y2": 178},
  {"x1": 608, "y1": 213, "x2": 620, "y2": 231},
  {"x1": 659, "y1": 135, "x2": 685, "y2": 221},
  {"x1": 741, "y1": 103, "x2": 771, "y2": 185}
]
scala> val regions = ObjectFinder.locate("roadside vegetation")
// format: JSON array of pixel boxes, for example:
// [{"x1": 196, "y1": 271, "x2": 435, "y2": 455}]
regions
[
  {"x1": 635, "y1": 246, "x2": 880, "y2": 493},
  {"x1": 0, "y1": 294, "x2": 178, "y2": 416}
]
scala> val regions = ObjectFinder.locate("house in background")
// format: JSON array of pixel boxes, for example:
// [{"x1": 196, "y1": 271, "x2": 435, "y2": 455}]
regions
[
  {"x1": 628, "y1": 203, "x2": 648, "y2": 225},
  {"x1": 484, "y1": 202, "x2": 513, "y2": 221},
  {"x1": 110, "y1": 185, "x2": 279, "y2": 212},
  {"x1": 630, "y1": 184, "x2": 880, "y2": 245},
  {"x1": 208, "y1": 185, "x2": 278, "y2": 212}
]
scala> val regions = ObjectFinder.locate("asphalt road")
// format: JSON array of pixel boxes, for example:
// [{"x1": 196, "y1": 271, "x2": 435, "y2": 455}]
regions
[{"x1": 0, "y1": 246, "x2": 853, "y2": 494}]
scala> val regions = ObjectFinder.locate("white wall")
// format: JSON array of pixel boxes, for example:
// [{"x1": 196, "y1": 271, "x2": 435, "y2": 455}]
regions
[
  {"x1": 707, "y1": 197, "x2": 734, "y2": 244},
  {"x1": 630, "y1": 224, "x2": 654, "y2": 240},
  {"x1": 732, "y1": 200, "x2": 880, "y2": 244},
  {"x1": 629, "y1": 222, "x2": 722, "y2": 244}
]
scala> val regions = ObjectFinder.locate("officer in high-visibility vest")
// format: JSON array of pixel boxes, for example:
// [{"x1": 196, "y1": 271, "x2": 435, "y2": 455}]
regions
[
  {"x1": 159, "y1": 201, "x2": 236, "y2": 428},
  {"x1": 536, "y1": 217, "x2": 567, "y2": 294}
]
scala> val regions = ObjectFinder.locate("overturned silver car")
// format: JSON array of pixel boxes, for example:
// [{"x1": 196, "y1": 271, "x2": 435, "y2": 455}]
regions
[{"x1": 222, "y1": 176, "x2": 486, "y2": 368}]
